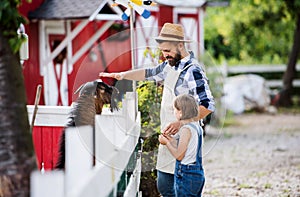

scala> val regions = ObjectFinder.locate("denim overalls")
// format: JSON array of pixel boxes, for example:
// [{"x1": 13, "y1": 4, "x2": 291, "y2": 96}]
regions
[{"x1": 174, "y1": 123, "x2": 205, "y2": 197}]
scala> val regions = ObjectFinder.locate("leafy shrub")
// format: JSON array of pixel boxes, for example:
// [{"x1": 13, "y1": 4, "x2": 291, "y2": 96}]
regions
[{"x1": 137, "y1": 81, "x2": 162, "y2": 196}]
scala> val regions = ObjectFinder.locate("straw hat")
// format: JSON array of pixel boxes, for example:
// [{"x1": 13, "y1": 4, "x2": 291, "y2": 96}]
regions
[{"x1": 154, "y1": 23, "x2": 192, "y2": 42}]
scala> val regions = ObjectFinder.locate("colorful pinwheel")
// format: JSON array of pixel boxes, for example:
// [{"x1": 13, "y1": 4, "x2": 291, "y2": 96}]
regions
[{"x1": 112, "y1": 0, "x2": 156, "y2": 21}]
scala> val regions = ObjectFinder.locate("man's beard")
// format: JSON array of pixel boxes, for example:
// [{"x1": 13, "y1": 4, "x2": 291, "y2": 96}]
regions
[{"x1": 167, "y1": 51, "x2": 181, "y2": 66}]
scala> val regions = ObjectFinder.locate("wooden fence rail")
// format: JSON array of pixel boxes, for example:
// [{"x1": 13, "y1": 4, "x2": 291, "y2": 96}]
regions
[{"x1": 223, "y1": 64, "x2": 300, "y2": 88}]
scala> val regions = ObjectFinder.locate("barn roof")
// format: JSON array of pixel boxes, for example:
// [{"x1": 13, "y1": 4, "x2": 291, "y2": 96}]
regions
[{"x1": 28, "y1": 0, "x2": 114, "y2": 20}]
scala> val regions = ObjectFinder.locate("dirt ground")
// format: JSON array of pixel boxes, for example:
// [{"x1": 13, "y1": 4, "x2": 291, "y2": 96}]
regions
[{"x1": 202, "y1": 112, "x2": 300, "y2": 197}]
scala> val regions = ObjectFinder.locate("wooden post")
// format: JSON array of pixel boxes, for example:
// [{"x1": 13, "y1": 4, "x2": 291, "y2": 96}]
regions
[{"x1": 30, "y1": 84, "x2": 42, "y2": 132}]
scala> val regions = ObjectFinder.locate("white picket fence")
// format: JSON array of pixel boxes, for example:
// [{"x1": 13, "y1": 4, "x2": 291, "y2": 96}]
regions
[{"x1": 28, "y1": 92, "x2": 142, "y2": 197}]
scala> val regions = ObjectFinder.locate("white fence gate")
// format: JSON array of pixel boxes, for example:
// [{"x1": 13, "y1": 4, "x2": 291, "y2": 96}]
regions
[{"x1": 29, "y1": 92, "x2": 142, "y2": 197}]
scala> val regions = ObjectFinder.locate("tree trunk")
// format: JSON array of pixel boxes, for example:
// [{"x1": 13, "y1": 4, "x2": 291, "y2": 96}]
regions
[
  {"x1": 0, "y1": 29, "x2": 35, "y2": 196},
  {"x1": 277, "y1": 12, "x2": 300, "y2": 107}
]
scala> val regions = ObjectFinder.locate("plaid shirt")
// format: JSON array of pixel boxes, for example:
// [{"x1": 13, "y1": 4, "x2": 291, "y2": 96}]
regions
[{"x1": 145, "y1": 52, "x2": 215, "y2": 112}]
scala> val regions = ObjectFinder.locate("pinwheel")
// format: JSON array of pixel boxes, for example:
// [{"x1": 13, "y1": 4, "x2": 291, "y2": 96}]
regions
[{"x1": 112, "y1": 0, "x2": 156, "y2": 21}]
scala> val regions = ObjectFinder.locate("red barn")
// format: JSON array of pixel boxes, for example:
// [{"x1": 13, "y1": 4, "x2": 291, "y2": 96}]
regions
[
  {"x1": 18, "y1": 0, "x2": 207, "y2": 170},
  {"x1": 19, "y1": 0, "x2": 134, "y2": 106},
  {"x1": 19, "y1": 0, "x2": 207, "y2": 106}
]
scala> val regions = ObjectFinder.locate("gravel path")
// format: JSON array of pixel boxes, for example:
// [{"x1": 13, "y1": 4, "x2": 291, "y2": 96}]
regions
[{"x1": 202, "y1": 113, "x2": 300, "y2": 197}]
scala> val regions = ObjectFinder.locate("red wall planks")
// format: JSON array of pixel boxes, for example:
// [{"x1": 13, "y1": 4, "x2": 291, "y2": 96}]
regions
[{"x1": 32, "y1": 126, "x2": 64, "y2": 170}]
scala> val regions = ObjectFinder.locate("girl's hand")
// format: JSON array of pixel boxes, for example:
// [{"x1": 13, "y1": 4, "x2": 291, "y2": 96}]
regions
[{"x1": 158, "y1": 134, "x2": 168, "y2": 145}]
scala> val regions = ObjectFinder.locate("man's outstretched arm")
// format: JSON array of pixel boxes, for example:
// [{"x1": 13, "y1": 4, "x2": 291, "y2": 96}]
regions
[{"x1": 99, "y1": 68, "x2": 146, "y2": 81}]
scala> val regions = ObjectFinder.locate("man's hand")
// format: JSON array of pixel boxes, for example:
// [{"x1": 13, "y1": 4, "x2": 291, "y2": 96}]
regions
[
  {"x1": 99, "y1": 72, "x2": 124, "y2": 80},
  {"x1": 162, "y1": 121, "x2": 181, "y2": 135}
]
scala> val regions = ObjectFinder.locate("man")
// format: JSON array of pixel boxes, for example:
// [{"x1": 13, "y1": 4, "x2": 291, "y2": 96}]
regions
[{"x1": 99, "y1": 23, "x2": 215, "y2": 196}]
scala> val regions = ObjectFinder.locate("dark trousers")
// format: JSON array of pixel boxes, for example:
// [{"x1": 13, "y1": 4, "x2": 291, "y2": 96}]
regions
[{"x1": 157, "y1": 170, "x2": 175, "y2": 197}]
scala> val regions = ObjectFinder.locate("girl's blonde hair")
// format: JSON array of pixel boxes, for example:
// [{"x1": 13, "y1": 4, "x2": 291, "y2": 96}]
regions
[{"x1": 174, "y1": 94, "x2": 199, "y2": 120}]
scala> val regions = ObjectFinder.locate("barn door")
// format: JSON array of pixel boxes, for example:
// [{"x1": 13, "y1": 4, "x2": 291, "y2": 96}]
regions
[{"x1": 40, "y1": 21, "x2": 71, "y2": 106}]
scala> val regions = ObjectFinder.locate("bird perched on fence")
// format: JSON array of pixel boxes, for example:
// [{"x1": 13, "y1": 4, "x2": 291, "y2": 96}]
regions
[
  {"x1": 55, "y1": 80, "x2": 119, "y2": 169},
  {"x1": 112, "y1": 0, "x2": 156, "y2": 21}
]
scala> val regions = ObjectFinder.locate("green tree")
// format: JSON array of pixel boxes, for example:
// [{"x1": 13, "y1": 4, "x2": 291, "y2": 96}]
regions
[
  {"x1": 205, "y1": 0, "x2": 294, "y2": 65},
  {"x1": 0, "y1": 0, "x2": 34, "y2": 196},
  {"x1": 278, "y1": 0, "x2": 300, "y2": 106},
  {"x1": 205, "y1": 0, "x2": 300, "y2": 107}
]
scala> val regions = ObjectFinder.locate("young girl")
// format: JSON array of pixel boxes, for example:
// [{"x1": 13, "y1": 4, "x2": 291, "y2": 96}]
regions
[{"x1": 159, "y1": 94, "x2": 205, "y2": 197}]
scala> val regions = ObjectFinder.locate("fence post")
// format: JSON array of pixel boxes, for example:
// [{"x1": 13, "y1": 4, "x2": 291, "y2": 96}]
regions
[
  {"x1": 123, "y1": 152, "x2": 142, "y2": 197},
  {"x1": 123, "y1": 92, "x2": 137, "y2": 133},
  {"x1": 65, "y1": 126, "x2": 93, "y2": 196},
  {"x1": 30, "y1": 170, "x2": 64, "y2": 197}
]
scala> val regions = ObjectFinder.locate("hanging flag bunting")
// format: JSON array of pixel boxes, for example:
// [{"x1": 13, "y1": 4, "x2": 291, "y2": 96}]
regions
[{"x1": 112, "y1": 0, "x2": 156, "y2": 21}]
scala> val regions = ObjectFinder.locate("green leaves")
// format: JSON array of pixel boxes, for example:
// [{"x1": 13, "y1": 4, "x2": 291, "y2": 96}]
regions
[
  {"x1": 0, "y1": 0, "x2": 27, "y2": 53},
  {"x1": 8, "y1": 35, "x2": 23, "y2": 54},
  {"x1": 137, "y1": 81, "x2": 162, "y2": 133},
  {"x1": 204, "y1": 0, "x2": 297, "y2": 65}
]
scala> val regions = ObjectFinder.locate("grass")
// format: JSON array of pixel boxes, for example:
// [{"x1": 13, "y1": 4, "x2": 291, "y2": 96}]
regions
[
  {"x1": 223, "y1": 132, "x2": 233, "y2": 139},
  {"x1": 277, "y1": 95, "x2": 300, "y2": 114},
  {"x1": 253, "y1": 171, "x2": 267, "y2": 178},
  {"x1": 238, "y1": 183, "x2": 253, "y2": 189},
  {"x1": 206, "y1": 189, "x2": 221, "y2": 195},
  {"x1": 222, "y1": 110, "x2": 240, "y2": 127},
  {"x1": 277, "y1": 106, "x2": 300, "y2": 114},
  {"x1": 264, "y1": 183, "x2": 272, "y2": 189}
]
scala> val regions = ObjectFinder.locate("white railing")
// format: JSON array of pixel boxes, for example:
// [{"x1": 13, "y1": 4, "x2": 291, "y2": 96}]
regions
[
  {"x1": 29, "y1": 92, "x2": 141, "y2": 197},
  {"x1": 27, "y1": 105, "x2": 70, "y2": 127},
  {"x1": 221, "y1": 64, "x2": 300, "y2": 88}
]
